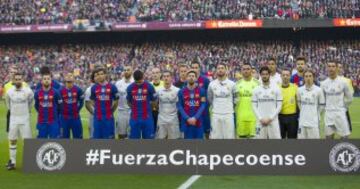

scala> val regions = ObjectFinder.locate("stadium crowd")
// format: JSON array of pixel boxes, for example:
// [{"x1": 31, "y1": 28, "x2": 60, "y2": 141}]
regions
[
  {"x1": 0, "y1": 0, "x2": 359, "y2": 25},
  {"x1": 1, "y1": 40, "x2": 359, "y2": 95}
]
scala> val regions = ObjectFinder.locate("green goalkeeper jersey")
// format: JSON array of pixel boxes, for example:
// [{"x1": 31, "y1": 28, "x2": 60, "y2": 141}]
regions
[{"x1": 235, "y1": 78, "x2": 259, "y2": 122}]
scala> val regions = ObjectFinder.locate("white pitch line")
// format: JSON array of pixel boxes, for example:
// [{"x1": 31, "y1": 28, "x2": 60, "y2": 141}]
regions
[{"x1": 178, "y1": 175, "x2": 202, "y2": 189}]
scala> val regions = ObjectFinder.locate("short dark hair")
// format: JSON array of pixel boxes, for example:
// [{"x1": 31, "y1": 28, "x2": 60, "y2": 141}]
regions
[
  {"x1": 187, "y1": 70, "x2": 197, "y2": 76},
  {"x1": 242, "y1": 63, "x2": 252, "y2": 69},
  {"x1": 14, "y1": 72, "x2": 23, "y2": 77},
  {"x1": 93, "y1": 67, "x2": 106, "y2": 76},
  {"x1": 40, "y1": 66, "x2": 51, "y2": 75},
  {"x1": 281, "y1": 68, "x2": 291, "y2": 74},
  {"x1": 259, "y1": 66, "x2": 270, "y2": 74},
  {"x1": 327, "y1": 60, "x2": 338, "y2": 65},
  {"x1": 296, "y1": 57, "x2": 306, "y2": 62},
  {"x1": 133, "y1": 70, "x2": 144, "y2": 81},
  {"x1": 304, "y1": 69, "x2": 316, "y2": 78},
  {"x1": 216, "y1": 62, "x2": 227, "y2": 69},
  {"x1": 268, "y1": 57, "x2": 276, "y2": 63},
  {"x1": 191, "y1": 60, "x2": 201, "y2": 67},
  {"x1": 162, "y1": 70, "x2": 172, "y2": 76},
  {"x1": 178, "y1": 64, "x2": 188, "y2": 69}
]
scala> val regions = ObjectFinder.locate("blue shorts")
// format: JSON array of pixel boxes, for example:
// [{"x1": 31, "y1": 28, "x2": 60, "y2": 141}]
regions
[
  {"x1": 37, "y1": 122, "x2": 61, "y2": 139},
  {"x1": 93, "y1": 118, "x2": 115, "y2": 139},
  {"x1": 60, "y1": 117, "x2": 83, "y2": 139},
  {"x1": 129, "y1": 118, "x2": 155, "y2": 139},
  {"x1": 184, "y1": 125, "x2": 204, "y2": 139}
]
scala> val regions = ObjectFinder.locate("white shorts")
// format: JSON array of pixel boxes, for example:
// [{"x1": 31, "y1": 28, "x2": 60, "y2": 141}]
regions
[
  {"x1": 298, "y1": 126, "x2": 320, "y2": 139},
  {"x1": 156, "y1": 117, "x2": 180, "y2": 139},
  {"x1": 116, "y1": 109, "x2": 131, "y2": 135},
  {"x1": 8, "y1": 120, "x2": 32, "y2": 140},
  {"x1": 210, "y1": 113, "x2": 235, "y2": 139},
  {"x1": 324, "y1": 111, "x2": 350, "y2": 137},
  {"x1": 255, "y1": 119, "x2": 281, "y2": 139}
]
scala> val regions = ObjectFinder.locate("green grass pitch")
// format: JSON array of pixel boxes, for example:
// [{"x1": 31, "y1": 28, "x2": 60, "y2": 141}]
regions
[{"x1": 0, "y1": 99, "x2": 359, "y2": 189}]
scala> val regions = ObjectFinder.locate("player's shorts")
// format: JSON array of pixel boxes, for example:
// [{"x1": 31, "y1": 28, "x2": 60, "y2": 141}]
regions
[
  {"x1": 324, "y1": 111, "x2": 350, "y2": 137},
  {"x1": 93, "y1": 118, "x2": 115, "y2": 139},
  {"x1": 210, "y1": 114, "x2": 235, "y2": 139},
  {"x1": 236, "y1": 120, "x2": 256, "y2": 138},
  {"x1": 298, "y1": 126, "x2": 320, "y2": 139},
  {"x1": 255, "y1": 119, "x2": 281, "y2": 139},
  {"x1": 8, "y1": 119, "x2": 32, "y2": 140},
  {"x1": 60, "y1": 117, "x2": 83, "y2": 139},
  {"x1": 156, "y1": 117, "x2": 180, "y2": 139},
  {"x1": 116, "y1": 109, "x2": 131, "y2": 136},
  {"x1": 184, "y1": 125, "x2": 204, "y2": 139},
  {"x1": 37, "y1": 122, "x2": 61, "y2": 139},
  {"x1": 129, "y1": 118, "x2": 155, "y2": 139}
]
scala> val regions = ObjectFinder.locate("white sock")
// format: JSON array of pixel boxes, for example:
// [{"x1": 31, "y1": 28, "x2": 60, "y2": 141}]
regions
[{"x1": 9, "y1": 144, "x2": 17, "y2": 165}]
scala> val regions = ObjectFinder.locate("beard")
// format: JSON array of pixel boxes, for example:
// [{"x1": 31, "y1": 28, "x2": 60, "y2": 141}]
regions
[{"x1": 217, "y1": 73, "x2": 225, "y2": 78}]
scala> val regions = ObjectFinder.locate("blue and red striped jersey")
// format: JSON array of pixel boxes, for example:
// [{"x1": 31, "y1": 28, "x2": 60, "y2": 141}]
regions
[
  {"x1": 90, "y1": 83, "x2": 119, "y2": 120},
  {"x1": 34, "y1": 88, "x2": 62, "y2": 124},
  {"x1": 177, "y1": 86, "x2": 206, "y2": 127},
  {"x1": 290, "y1": 73, "x2": 304, "y2": 87},
  {"x1": 126, "y1": 81, "x2": 156, "y2": 120},
  {"x1": 60, "y1": 85, "x2": 84, "y2": 119},
  {"x1": 197, "y1": 75, "x2": 210, "y2": 92}
]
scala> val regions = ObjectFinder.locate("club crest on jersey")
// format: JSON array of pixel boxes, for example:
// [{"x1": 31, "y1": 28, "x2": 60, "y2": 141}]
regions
[
  {"x1": 195, "y1": 93, "x2": 200, "y2": 98},
  {"x1": 49, "y1": 95, "x2": 53, "y2": 100},
  {"x1": 106, "y1": 89, "x2": 111, "y2": 92},
  {"x1": 143, "y1": 89, "x2": 148, "y2": 94}
]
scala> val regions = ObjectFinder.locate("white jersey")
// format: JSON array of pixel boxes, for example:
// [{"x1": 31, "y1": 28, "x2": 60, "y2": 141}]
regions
[
  {"x1": 85, "y1": 85, "x2": 95, "y2": 137},
  {"x1": 208, "y1": 78, "x2": 236, "y2": 114},
  {"x1": 252, "y1": 84, "x2": 283, "y2": 121},
  {"x1": 115, "y1": 78, "x2": 134, "y2": 110},
  {"x1": 85, "y1": 85, "x2": 92, "y2": 102},
  {"x1": 321, "y1": 77, "x2": 353, "y2": 112},
  {"x1": 297, "y1": 85, "x2": 325, "y2": 128},
  {"x1": 261, "y1": 72, "x2": 282, "y2": 86},
  {"x1": 157, "y1": 85, "x2": 180, "y2": 123},
  {"x1": 5, "y1": 86, "x2": 34, "y2": 124}
]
